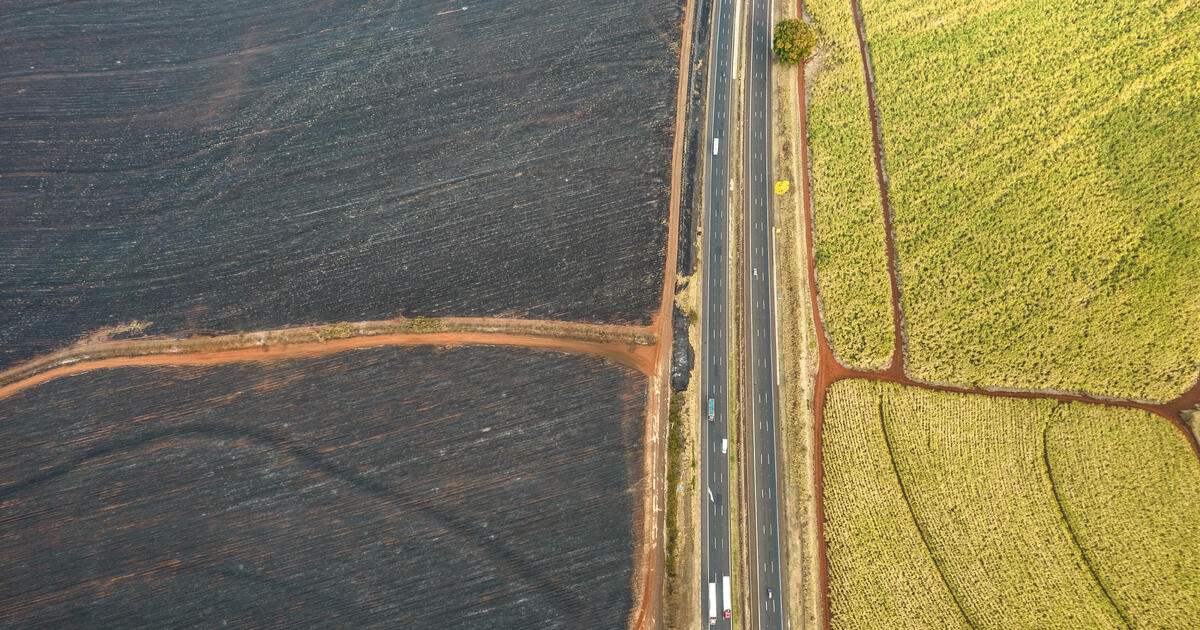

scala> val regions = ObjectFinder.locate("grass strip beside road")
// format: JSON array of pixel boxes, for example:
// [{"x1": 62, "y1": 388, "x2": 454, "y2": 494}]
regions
[
  {"x1": 728, "y1": 353, "x2": 744, "y2": 630},
  {"x1": 665, "y1": 392, "x2": 684, "y2": 583}
]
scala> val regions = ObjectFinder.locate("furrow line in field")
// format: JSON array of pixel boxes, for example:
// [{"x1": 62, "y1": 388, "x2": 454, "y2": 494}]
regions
[
  {"x1": 875, "y1": 398, "x2": 977, "y2": 629},
  {"x1": 1039, "y1": 421, "x2": 1133, "y2": 630}
]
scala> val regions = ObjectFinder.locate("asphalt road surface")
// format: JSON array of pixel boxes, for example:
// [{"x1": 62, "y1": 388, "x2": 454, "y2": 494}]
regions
[
  {"x1": 742, "y1": 0, "x2": 787, "y2": 628},
  {"x1": 700, "y1": 0, "x2": 735, "y2": 627}
]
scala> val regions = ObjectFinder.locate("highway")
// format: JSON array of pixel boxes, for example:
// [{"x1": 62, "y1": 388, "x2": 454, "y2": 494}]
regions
[
  {"x1": 702, "y1": 0, "x2": 785, "y2": 628},
  {"x1": 741, "y1": 0, "x2": 787, "y2": 629},
  {"x1": 700, "y1": 0, "x2": 735, "y2": 627}
]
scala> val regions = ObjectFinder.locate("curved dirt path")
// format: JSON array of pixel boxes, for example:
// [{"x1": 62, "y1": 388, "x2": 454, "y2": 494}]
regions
[
  {"x1": 0, "y1": 330, "x2": 659, "y2": 403},
  {"x1": 795, "y1": 1, "x2": 1200, "y2": 627},
  {"x1": 0, "y1": 316, "x2": 656, "y2": 397}
]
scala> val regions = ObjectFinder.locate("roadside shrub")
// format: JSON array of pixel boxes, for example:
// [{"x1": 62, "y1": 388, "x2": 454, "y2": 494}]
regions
[
  {"x1": 773, "y1": 19, "x2": 816, "y2": 65},
  {"x1": 316, "y1": 321, "x2": 355, "y2": 342},
  {"x1": 409, "y1": 317, "x2": 444, "y2": 333}
]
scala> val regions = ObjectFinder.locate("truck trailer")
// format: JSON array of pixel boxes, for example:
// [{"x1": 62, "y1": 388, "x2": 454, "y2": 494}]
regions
[
  {"x1": 708, "y1": 582, "x2": 717, "y2": 625},
  {"x1": 722, "y1": 576, "x2": 732, "y2": 619}
]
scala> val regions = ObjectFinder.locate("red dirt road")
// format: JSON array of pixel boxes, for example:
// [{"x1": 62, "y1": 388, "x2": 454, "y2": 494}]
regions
[
  {"x1": 0, "y1": 331, "x2": 658, "y2": 403},
  {"x1": 796, "y1": 1, "x2": 1200, "y2": 628},
  {"x1": 630, "y1": 0, "x2": 695, "y2": 628}
]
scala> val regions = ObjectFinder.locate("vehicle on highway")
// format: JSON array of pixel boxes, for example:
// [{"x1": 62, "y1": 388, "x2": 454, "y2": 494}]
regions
[
  {"x1": 708, "y1": 582, "x2": 717, "y2": 626},
  {"x1": 721, "y1": 438, "x2": 728, "y2": 454},
  {"x1": 708, "y1": 398, "x2": 715, "y2": 422},
  {"x1": 767, "y1": 587, "x2": 773, "y2": 599},
  {"x1": 722, "y1": 575, "x2": 732, "y2": 620},
  {"x1": 713, "y1": 138, "x2": 720, "y2": 155}
]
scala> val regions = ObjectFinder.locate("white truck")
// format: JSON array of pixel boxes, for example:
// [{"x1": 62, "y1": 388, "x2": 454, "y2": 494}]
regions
[
  {"x1": 708, "y1": 582, "x2": 717, "y2": 625},
  {"x1": 722, "y1": 576, "x2": 732, "y2": 620}
]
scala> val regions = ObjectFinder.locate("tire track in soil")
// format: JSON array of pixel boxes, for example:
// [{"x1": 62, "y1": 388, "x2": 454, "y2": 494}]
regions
[
  {"x1": 0, "y1": 423, "x2": 592, "y2": 621},
  {"x1": 876, "y1": 399, "x2": 978, "y2": 629},
  {"x1": 794, "y1": 0, "x2": 1200, "y2": 627}
]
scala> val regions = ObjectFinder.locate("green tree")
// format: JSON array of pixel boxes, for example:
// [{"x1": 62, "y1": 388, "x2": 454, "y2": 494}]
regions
[{"x1": 773, "y1": 19, "x2": 816, "y2": 65}]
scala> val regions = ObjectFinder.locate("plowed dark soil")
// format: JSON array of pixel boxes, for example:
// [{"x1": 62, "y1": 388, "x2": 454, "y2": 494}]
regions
[
  {"x1": 0, "y1": 345, "x2": 648, "y2": 629},
  {"x1": 0, "y1": 0, "x2": 684, "y2": 369}
]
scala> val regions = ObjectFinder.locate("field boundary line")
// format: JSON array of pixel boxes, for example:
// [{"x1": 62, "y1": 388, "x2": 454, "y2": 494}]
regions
[
  {"x1": 876, "y1": 398, "x2": 978, "y2": 629},
  {"x1": 633, "y1": 0, "x2": 694, "y2": 625},
  {"x1": 847, "y1": 0, "x2": 906, "y2": 372},
  {"x1": 1040, "y1": 420, "x2": 1134, "y2": 629}
]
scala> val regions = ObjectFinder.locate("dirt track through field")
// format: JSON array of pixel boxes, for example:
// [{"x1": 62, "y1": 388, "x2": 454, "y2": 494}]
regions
[
  {"x1": 630, "y1": 0, "x2": 694, "y2": 627},
  {"x1": 0, "y1": 330, "x2": 659, "y2": 403},
  {"x1": 0, "y1": 316, "x2": 657, "y2": 399},
  {"x1": 796, "y1": 0, "x2": 1200, "y2": 627}
]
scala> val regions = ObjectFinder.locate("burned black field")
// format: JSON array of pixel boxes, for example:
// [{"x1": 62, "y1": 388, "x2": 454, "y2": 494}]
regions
[
  {"x1": 0, "y1": 0, "x2": 684, "y2": 369},
  {"x1": 0, "y1": 345, "x2": 648, "y2": 628}
]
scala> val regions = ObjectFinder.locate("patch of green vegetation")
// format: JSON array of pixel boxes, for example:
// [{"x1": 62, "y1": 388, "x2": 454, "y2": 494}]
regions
[
  {"x1": 824, "y1": 379, "x2": 1200, "y2": 628},
  {"x1": 316, "y1": 321, "x2": 355, "y2": 342},
  {"x1": 774, "y1": 18, "x2": 817, "y2": 65},
  {"x1": 408, "y1": 317, "x2": 444, "y2": 333},
  {"x1": 805, "y1": 0, "x2": 894, "y2": 369},
  {"x1": 859, "y1": 0, "x2": 1200, "y2": 399},
  {"x1": 664, "y1": 393, "x2": 685, "y2": 583}
]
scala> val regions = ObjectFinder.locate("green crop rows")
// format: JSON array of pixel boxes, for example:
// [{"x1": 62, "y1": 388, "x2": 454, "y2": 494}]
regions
[
  {"x1": 854, "y1": 0, "x2": 1200, "y2": 399},
  {"x1": 805, "y1": 0, "x2": 894, "y2": 369},
  {"x1": 823, "y1": 379, "x2": 1200, "y2": 629}
]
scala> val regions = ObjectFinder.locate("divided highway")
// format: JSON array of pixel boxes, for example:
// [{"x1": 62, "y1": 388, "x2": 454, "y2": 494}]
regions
[
  {"x1": 741, "y1": 0, "x2": 787, "y2": 628},
  {"x1": 700, "y1": 0, "x2": 735, "y2": 627},
  {"x1": 701, "y1": 0, "x2": 787, "y2": 628}
]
